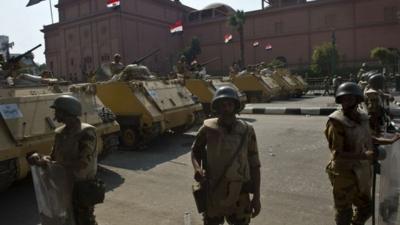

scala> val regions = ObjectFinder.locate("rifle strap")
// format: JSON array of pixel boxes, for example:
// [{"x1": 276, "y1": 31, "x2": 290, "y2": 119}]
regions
[{"x1": 209, "y1": 121, "x2": 249, "y2": 193}]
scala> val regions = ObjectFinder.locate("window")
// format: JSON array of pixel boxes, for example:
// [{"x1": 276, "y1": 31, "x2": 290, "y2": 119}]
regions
[
  {"x1": 101, "y1": 54, "x2": 110, "y2": 62},
  {"x1": 70, "y1": 58, "x2": 74, "y2": 66},
  {"x1": 384, "y1": 6, "x2": 398, "y2": 22}
]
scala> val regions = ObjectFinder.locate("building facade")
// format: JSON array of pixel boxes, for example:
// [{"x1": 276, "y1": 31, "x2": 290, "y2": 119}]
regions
[{"x1": 43, "y1": 0, "x2": 400, "y2": 80}]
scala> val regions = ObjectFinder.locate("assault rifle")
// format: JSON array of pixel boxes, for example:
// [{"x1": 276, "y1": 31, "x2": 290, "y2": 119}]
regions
[{"x1": 131, "y1": 48, "x2": 160, "y2": 65}]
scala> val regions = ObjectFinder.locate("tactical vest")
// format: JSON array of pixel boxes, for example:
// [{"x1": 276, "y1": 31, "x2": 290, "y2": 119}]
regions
[
  {"x1": 52, "y1": 123, "x2": 97, "y2": 181},
  {"x1": 328, "y1": 110, "x2": 371, "y2": 168},
  {"x1": 203, "y1": 118, "x2": 251, "y2": 216}
]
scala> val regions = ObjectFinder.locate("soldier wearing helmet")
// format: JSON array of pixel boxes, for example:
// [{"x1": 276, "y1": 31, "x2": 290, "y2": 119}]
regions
[
  {"x1": 325, "y1": 82, "x2": 399, "y2": 225},
  {"x1": 364, "y1": 74, "x2": 393, "y2": 135},
  {"x1": 110, "y1": 53, "x2": 124, "y2": 75},
  {"x1": 191, "y1": 86, "x2": 261, "y2": 225},
  {"x1": 28, "y1": 95, "x2": 101, "y2": 225}
]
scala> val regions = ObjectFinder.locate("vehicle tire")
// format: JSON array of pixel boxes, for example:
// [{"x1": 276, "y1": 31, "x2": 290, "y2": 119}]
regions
[
  {"x1": 120, "y1": 127, "x2": 138, "y2": 148},
  {"x1": 0, "y1": 159, "x2": 17, "y2": 192}
]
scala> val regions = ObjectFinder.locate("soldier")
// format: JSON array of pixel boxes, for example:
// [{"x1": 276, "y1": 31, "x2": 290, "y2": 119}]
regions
[
  {"x1": 176, "y1": 55, "x2": 189, "y2": 75},
  {"x1": 357, "y1": 63, "x2": 367, "y2": 81},
  {"x1": 364, "y1": 74, "x2": 387, "y2": 136},
  {"x1": 332, "y1": 75, "x2": 344, "y2": 96},
  {"x1": 110, "y1": 53, "x2": 124, "y2": 75},
  {"x1": 28, "y1": 95, "x2": 101, "y2": 225},
  {"x1": 191, "y1": 86, "x2": 261, "y2": 225},
  {"x1": 323, "y1": 76, "x2": 331, "y2": 96},
  {"x1": 325, "y1": 82, "x2": 399, "y2": 225}
]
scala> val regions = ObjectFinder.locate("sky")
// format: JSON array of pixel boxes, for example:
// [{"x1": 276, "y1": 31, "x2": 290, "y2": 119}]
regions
[{"x1": 0, "y1": 0, "x2": 306, "y2": 64}]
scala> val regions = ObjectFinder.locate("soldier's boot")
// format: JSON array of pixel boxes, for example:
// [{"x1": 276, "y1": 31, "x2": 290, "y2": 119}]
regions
[
  {"x1": 335, "y1": 207, "x2": 353, "y2": 225},
  {"x1": 351, "y1": 205, "x2": 372, "y2": 225}
]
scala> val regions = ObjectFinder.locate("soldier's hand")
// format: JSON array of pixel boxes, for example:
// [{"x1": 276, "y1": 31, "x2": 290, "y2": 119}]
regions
[
  {"x1": 391, "y1": 133, "x2": 400, "y2": 143},
  {"x1": 250, "y1": 197, "x2": 261, "y2": 218},
  {"x1": 194, "y1": 169, "x2": 206, "y2": 182},
  {"x1": 27, "y1": 153, "x2": 48, "y2": 167},
  {"x1": 364, "y1": 150, "x2": 375, "y2": 161}
]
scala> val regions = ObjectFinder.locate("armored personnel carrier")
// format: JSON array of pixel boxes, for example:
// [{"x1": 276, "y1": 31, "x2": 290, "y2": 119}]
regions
[
  {"x1": 0, "y1": 85, "x2": 120, "y2": 191},
  {"x1": 95, "y1": 64, "x2": 203, "y2": 148},
  {"x1": 230, "y1": 67, "x2": 282, "y2": 102},
  {"x1": 183, "y1": 77, "x2": 247, "y2": 115}
]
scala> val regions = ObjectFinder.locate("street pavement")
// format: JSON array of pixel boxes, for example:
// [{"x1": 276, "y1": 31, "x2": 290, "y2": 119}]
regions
[{"x1": 0, "y1": 113, "x2": 343, "y2": 225}]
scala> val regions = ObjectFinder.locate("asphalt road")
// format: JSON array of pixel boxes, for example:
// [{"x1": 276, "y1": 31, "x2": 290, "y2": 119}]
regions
[{"x1": 0, "y1": 114, "x2": 364, "y2": 225}]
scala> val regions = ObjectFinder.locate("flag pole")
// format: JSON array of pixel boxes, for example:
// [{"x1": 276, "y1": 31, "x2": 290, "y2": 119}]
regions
[{"x1": 49, "y1": 0, "x2": 54, "y2": 23}]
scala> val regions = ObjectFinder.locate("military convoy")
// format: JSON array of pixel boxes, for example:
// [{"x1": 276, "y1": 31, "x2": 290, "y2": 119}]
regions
[{"x1": 0, "y1": 36, "x2": 309, "y2": 191}]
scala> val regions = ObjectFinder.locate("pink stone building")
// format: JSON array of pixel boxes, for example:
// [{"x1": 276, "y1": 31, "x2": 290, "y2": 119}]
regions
[{"x1": 42, "y1": 0, "x2": 400, "y2": 80}]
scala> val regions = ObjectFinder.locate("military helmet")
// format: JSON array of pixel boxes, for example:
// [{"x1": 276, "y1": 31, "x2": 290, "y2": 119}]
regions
[
  {"x1": 114, "y1": 53, "x2": 121, "y2": 60},
  {"x1": 368, "y1": 74, "x2": 384, "y2": 90},
  {"x1": 50, "y1": 95, "x2": 82, "y2": 116},
  {"x1": 335, "y1": 82, "x2": 364, "y2": 104},
  {"x1": 211, "y1": 86, "x2": 241, "y2": 113}
]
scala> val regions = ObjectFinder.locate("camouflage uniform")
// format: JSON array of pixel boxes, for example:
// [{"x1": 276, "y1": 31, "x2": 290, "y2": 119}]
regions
[
  {"x1": 364, "y1": 87, "x2": 387, "y2": 136},
  {"x1": 51, "y1": 122, "x2": 98, "y2": 225},
  {"x1": 192, "y1": 118, "x2": 260, "y2": 225},
  {"x1": 325, "y1": 110, "x2": 374, "y2": 225}
]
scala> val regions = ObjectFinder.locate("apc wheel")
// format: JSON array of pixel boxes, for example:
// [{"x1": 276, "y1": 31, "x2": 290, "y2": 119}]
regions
[
  {"x1": 120, "y1": 127, "x2": 138, "y2": 148},
  {"x1": 0, "y1": 159, "x2": 17, "y2": 192}
]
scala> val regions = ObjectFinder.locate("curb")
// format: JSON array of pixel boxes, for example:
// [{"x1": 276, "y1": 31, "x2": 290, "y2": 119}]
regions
[
  {"x1": 242, "y1": 106, "x2": 400, "y2": 117},
  {"x1": 241, "y1": 107, "x2": 337, "y2": 116}
]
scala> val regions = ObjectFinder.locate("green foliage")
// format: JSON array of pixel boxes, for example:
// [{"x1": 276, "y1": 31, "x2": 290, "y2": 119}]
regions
[
  {"x1": 310, "y1": 42, "x2": 339, "y2": 75},
  {"x1": 228, "y1": 10, "x2": 246, "y2": 68},
  {"x1": 267, "y1": 58, "x2": 286, "y2": 69},
  {"x1": 228, "y1": 10, "x2": 246, "y2": 31},
  {"x1": 182, "y1": 37, "x2": 202, "y2": 63},
  {"x1": 370, "y1": 47, "x2": 399, "y2": 68},
  {"x1": 38, "y1": 63, "x2": 48, "y2": 72}
]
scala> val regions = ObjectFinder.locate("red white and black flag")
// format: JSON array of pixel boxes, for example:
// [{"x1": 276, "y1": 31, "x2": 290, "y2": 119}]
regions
[
  {"x1": 107, "y1": 0, "x2": 120, "y2": 8},
  {"x1": 26, "y1": 0, "x2": 45, "y2": 7},
  {"x1": 224, "y1": 34, "x2": 233, "y2": 44},
  {"x1": 265, "y1": 43, "x2": 272, "y2": 51},
  {"x1": 170, "y1": 20, "x2": 183, "y2": 34}
]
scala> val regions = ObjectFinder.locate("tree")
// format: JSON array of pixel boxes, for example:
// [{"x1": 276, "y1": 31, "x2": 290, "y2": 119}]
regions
[
  {"x1": 370, "y1": 47, "x2": 399, "y2": 73},
  {"x1": 182, "y1": 36, "x2": 202, "y2": 63},
  {"x1": 228, "y1": 10, "x2": 246, "y2": 69},
  {"x1": 267, "y1": 58, "x2": 286, "y2": 70},
  {"x1": 310, "y1": 42, "x2": 339, "y2": 75}
]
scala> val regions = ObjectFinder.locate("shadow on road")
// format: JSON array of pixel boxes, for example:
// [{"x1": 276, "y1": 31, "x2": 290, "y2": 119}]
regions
[
  {"x1": 0, "y1": 177, "x2": 40, "y2": 225},
  {"x1": 97, "y1": 165, "x2": 125, "y2": 192},
  {"x1": 101, "y1": 132, "x2": 195, "y2": 171},
  {"x1": 0, "y1": 165, "x2": 125, "y2": 225}
]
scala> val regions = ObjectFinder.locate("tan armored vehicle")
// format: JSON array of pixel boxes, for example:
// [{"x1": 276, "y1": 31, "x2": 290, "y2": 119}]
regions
[
  {"x1": 230, "y1": 68, "x2": 282, "y2": 102},
  {"x1": 183, "y1": 77, "x2": 246, "y2": 115},
  {"x1": 0, "y1": 85, "x2": 120, "y2": 191},
  {"x1": 95, "y1": 64, "x2": 203, "y2": 148}
]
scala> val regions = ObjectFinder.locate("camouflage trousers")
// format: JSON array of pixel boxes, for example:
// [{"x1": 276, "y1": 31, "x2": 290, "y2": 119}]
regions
[
  {"x1": 328, "y1": 169, "x2": 372, "y2": 225},
  {"x1": 203, "y1": 193, "x2": 252, "y2": 225},
  {"x1": 73, "y1": 198, "x2": 98, "y2": 225}
]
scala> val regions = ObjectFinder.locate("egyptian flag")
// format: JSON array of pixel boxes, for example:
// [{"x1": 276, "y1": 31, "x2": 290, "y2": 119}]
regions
[
  {"x1": 265, "y1": 43, "x2": 272, "y2": 51},
  {"x1": 170, "y1": 20, "x2": 183, "y2": 34},
  {"x1": 224, "y1": 34, "x2": 233, "y2": 44},
  {"x1": 107, "y1": 0, "x2": 120, "y2": 8},
  {"x1": 253, "y1": 41, "x2": 260, "y2": 47},
  {"x1": 26, "y1": 0, "x2": 45, "y2": 7}
]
